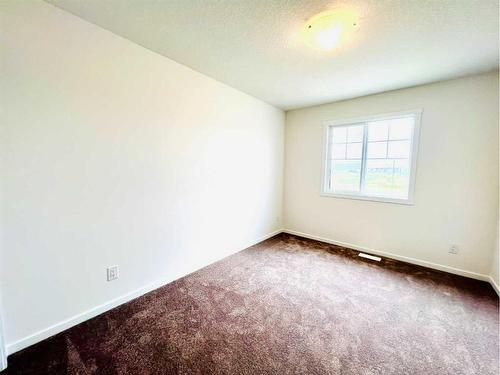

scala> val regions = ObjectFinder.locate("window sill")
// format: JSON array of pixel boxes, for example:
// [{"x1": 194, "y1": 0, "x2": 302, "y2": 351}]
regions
[{"x1": 320, "y1": 191, "x2": 414, "y2": 205}]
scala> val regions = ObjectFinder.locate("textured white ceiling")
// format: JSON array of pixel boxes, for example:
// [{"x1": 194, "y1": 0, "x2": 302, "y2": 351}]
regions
[{"x1": 46, "y1": 0, "x2": 499, "y2": 110}]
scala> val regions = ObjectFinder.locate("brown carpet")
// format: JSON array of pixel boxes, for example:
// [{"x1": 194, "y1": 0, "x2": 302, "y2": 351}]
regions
[{"x1": 4, "y1": 234, "x2": 499, "y2": 374}]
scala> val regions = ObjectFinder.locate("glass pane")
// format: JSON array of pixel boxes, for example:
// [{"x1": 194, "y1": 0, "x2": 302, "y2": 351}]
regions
[
  {"x1": 389, "y1": 117, "x2": 413, "y2": 140},
  {"x1": 364, "y1": 159, "x2": 410, "y2": 198},
  {"x1": 331, "y1": 160, "x2": 361, "y2": 192},
  {"x1": 388, "y1": 140, "x2": 411, "y2": 159},
  {"x1": 346, "y1": 142, "x2": 362, "y2": 159},
  {"x1": 332, "y1": 127, "x2": 347, "y2": 143},
  {"x1": 331, "y1": 143, "x2": 346, "y2": 159},
  {"x1": 367, "y1": 141, "x2": 387, "y2": 159},
  {"x1": 347, "y1": 125, "x2": 364, "y2": 142},
  {"x1": 368, "y1": 122, "x2": 388, "y2": 141}
]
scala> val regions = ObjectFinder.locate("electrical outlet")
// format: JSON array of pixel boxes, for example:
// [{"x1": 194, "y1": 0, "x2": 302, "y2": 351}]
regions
[
  {"x1": 107, "y1": 265, "x2": 119, "y2": 281},
  {"x1": 449, "y1": 245, "x2": 459, "y2": 255}
]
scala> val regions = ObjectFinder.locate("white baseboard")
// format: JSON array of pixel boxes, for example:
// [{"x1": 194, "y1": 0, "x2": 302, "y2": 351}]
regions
[
  {"x1": 283, "y1": 229, "x2": 492, "y2": 282},
  {"x1": 6, "y1": 228, "x2": 283, "y2": 356},
  {"x1": 0, "y1": 351, "x2": 5, "y2": 372},
  {"x1": 488, "y1": 276, "x2": 500, "y2": 296},
  {"x1": 0, "y1": 315, "x2": 6, "y2": 371},
  {"x1": 5, "y1": 227, "x2": 495, "y2": 358},
  {"x1": 6, "y1": 277, "x2": 171, "y2": 355}
]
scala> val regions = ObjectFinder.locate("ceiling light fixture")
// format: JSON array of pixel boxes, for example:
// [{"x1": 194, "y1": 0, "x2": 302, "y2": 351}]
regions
[{"x1": 302, "y1": 9, "x2": 358, "y2": 51}]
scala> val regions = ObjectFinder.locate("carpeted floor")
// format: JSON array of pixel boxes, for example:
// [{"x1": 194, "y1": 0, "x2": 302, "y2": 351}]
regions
[{"x1": 4, "y1": 234, "x2": 499, "y2": 374}]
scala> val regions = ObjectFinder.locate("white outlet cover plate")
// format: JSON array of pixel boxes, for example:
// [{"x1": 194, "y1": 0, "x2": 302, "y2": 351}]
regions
[{"x1": 107, "y1": 266, "x2": 119, "y2": 281}]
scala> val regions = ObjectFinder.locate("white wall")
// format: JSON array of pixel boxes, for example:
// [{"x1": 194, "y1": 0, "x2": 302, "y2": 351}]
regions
[
  {"x1": 493, "y1": 129, "x2": 500, "y2": 290},
  {"x1": 284, "y1": 72, "x2": 499, "y2": 278},
  {"x1": 491, "y1": 223, "x2": 499, "y2": 291},
  {"x1": 0, "y1": 1, "x2": 284, "y2": 350}
]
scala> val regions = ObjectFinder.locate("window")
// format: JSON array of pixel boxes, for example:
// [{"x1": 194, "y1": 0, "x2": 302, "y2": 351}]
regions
[{"x1": 322, "y1": 110, "x2": 421, "y2": 204}]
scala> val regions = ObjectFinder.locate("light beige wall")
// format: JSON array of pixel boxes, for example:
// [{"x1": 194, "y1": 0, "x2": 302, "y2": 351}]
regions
[
  {"x1": 284, "y1": 72, "x2": 499, "y2": 278},
  {"x1": 493, "y1": 123, "x2": 500, "y2": 289},
  {"x1": 0, "y1": 1, "x2": 284, "y2": 349},
  {"x1": 492, "y1": 132, "x2": 500, "y2": 288},
  {"x1": 491, "y1": 223, "x2": 499, "y2": 289}
]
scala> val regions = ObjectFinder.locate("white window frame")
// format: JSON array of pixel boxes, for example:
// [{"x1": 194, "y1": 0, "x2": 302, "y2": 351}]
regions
[{"x1": 321, "y1": 109, "x2": 422, "y2": 205}]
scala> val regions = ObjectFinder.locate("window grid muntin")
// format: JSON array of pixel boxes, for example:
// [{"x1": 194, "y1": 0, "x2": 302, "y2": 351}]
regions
[{"x1": 325, "y1": 114, "x2": 416, "y2": 200}]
